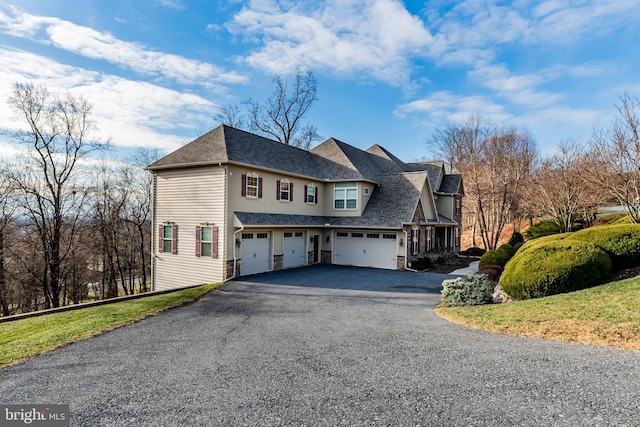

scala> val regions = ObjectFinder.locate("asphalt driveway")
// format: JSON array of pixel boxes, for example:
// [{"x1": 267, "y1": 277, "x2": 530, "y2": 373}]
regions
[{"x1": 1, "y1": 265, "x2": 639, "y2": 426}]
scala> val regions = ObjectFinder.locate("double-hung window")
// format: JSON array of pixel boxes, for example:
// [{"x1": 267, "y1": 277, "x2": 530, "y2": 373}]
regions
[
  {"x1": 242, "y1": 173, "x2": 262, "y2": 199},
  {"x1": 277, "y1": 179, "x2": 292, "y2": 201},
  {"x1": 306, "y1": 185, "x2": 316, "y2": 204},
  {"x1": 411, "y1": 229, "x2": 419, "y2": 255},
  {"x1": 196, "y1": 225, "x2": 218, "y2": 258},
  {"x1": 246, "y1": 175, "x2": 258, "y2": 197},
  {"x1": 334, "y1": 183, "x2": 357, "y2": 210},
  {"x1": 158, "y1": 223, "x2": 178, "y2": 254}
]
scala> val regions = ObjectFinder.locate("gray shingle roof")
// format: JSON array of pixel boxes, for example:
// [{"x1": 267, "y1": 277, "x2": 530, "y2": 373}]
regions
[
  {"x1": 150, "y1": 125, "x2": 462, "y2": 229},
  {"x1": 439, "y1": 174, "x2": 463, "y2": 194}
]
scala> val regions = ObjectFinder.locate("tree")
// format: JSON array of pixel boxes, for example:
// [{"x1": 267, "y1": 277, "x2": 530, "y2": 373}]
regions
[
  {"x1": 216, "y1": 69, "x2": 320, "y2": 149},
  {"x1": 589, "y1": 93, "x2": 640, "y2": 223},
  {"x1": 528, "y1": 140, "x2": 600, "y2": 232},
  {"x1": 6, "y1": 83, "x2": 109, "y2": 308},
  {"x1": 429, "y1": 115, "x2": 536, "y2": 250},
  {"x1": 0, "y1": 169, "x2": 17, "y2": 316}
]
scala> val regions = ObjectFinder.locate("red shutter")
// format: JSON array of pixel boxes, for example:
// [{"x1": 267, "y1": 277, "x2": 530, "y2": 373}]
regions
[
  {"x1": 276, "y1": 180, "x2": 281, "y2": 200},
  {"x1": 212, "y1": 227, "x2": 219, "y2": 259},
  {"x1": 158, "y1": 225, "x2": 164, "y2": 253},
  {"x1": 241, "y1": 174, "x2": 247, "y2": 197},
  {"x1": 258, "y1": 177, "x2": 263, "y2": 198},
  {"x1": 195, "y1": 226, "x2": 201, "y2": 257},
  {"x1": 290, "y1": 183, "x2": 293, "y2": 201},
  {"x1": 172, "y1": 224, "x2": 178, "y2": 255}
]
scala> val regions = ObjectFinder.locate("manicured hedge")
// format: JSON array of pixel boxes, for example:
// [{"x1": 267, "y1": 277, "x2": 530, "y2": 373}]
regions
[
  {"x1": 500, "y1": 240, "x2": 611, "y2": 300},
  {"x1": 565, "y1": 224, "x2": 640, "y2": 271},
  {"x1": 479, "y1": 246, "x2": 511, "y2": 268}
]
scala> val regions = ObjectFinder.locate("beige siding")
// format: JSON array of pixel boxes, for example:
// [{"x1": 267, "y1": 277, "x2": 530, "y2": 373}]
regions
[
  {"x1": 153, "y1": 167, "x2": 226, "y2": 291},
  {"x1": 437, "y1": 195, "x2": 455, "y2": 219}
]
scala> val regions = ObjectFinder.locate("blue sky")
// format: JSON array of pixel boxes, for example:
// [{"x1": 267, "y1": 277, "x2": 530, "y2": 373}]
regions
[{"x1": 1, "y1": 0, "x2": 639, "y2": 163}]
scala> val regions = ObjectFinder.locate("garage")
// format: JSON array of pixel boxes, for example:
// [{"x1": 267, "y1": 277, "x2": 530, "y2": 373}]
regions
[
  {"x1": 283, "y1": 231, "x2": 307, "y2": 269},
  {"x1": 241, "y1": 232, "x2": 271, "y2": 276},
  {"x1": 333, "y1": 231, "x2": 397, "y2": 270}
]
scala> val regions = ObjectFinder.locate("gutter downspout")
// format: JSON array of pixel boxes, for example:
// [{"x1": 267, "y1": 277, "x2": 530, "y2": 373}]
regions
[{"x1": 225, "y1": 223, "x2": 244, "y2": 282}]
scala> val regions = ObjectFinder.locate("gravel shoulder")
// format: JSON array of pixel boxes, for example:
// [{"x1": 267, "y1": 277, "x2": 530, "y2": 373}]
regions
[{"x1": 1, "y1": 265, "x2": 639, "y2": 426}]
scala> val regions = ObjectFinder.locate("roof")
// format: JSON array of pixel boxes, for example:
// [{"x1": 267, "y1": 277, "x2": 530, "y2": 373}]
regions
[{"x1": 150, "y1": 125, "x2": 463, "y2": 229}]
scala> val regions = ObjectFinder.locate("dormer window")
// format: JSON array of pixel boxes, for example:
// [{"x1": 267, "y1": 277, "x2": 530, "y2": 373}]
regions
[{"x1": 334, "y1": 183, "x2": 357, "y2": 210}]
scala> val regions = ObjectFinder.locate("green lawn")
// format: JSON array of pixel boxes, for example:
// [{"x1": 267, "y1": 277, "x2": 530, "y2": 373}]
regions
[
  {"x1": 0, "y1": 283, "x2": 219, "y2": 368},
  {"x1": 436, "y1": 275, "x2": 640, "y2": 351}
]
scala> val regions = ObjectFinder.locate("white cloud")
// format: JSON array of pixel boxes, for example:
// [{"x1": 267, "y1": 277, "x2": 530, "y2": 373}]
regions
[
  {"x1": 0, "y1": 6, "x2": 248, "y2": 86},
  {"x1": 229, "y1": 0, "x2": 436, "y2": 86},
  {"x1": 0, "y1": 48, "x2": 215, "y2": 154}
]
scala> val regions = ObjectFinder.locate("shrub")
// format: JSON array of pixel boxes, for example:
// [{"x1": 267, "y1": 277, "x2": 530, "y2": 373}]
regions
[
  {"x1": 566, "y1": 224, "x2": 640, "y2": 271},
  {"x1": 513, "y1": 242, "x2": 524, "y2": 253},
  {"x1": 479, "y1": 264, "x2": 503, "y2": 282},
  {"x1": 440, "y1": 274, "x2": 495, "y2": 307},
  {"x1": 500, "y1": 240, "x2": 612, "y2": 300},
  {"x1": 497, "y1": 243, "x2": 516, "y2": 258},
  {"x1": 460, "y1": 246, "x2": 486, "y2": 256},
  {"x1": 411, "y1": 257, "x2": 434, "y2": 271},
  {"x1": 508, "y1": 231, "x2": 525, "y2": 246},
  {"x1": 479, "y1": 247, "x2": 511, "y2": 268},
  {"x1": 525, "y1": 220, "x2": 561, "y2": 240}
]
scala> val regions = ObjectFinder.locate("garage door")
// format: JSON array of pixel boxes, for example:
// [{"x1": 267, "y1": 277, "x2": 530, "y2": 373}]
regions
[
  {"x1": 333, "y1": 231, "x2": 397, "y2": 270},
  {"x1": 283, "y1": 231, "x2": 306, "y2": 269},
  {"x1": 241, "y1": 232, "x2": 271, "y2": 276}
]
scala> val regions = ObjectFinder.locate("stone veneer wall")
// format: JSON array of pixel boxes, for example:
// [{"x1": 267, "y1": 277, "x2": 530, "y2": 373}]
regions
[
  {"x1": 321, "y1": 250, "x2": 332, "y2": 264},
  {"x1": 396, "y1": 256, "x2": 406, "y2": 270},
  {"x1": 273, "y1": 254, "x2": 283, "y2": 271},
  {"x1": 307, "y1": 251, "x2": 315, "y2": 265}
]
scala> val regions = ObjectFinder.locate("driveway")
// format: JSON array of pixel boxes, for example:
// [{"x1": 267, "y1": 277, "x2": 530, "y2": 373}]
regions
[{"x1": 1, "y1": 265, "x2": 639, "y2": 426}]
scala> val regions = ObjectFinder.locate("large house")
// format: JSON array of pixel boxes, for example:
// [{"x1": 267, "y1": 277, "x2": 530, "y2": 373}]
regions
[{"x1": 147, "y1": 125, "x2": 463, "y2": 291}]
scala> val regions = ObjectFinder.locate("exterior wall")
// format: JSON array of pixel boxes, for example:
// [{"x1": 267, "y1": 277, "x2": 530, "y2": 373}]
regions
[
  {"x1": 152, "y1": 166, "x2": 226, "y2": 291},
  {"x1": 436, "y1": 195, "x2": 455, "y2": 220}
]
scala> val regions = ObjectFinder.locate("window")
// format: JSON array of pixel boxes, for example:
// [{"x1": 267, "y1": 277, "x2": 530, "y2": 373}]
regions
[
  {"x1": 367, "y1": 233, "x2": 379, "y2": 239},
  {"x1": 412, "y1": 229, "x2": 419, "y2": 255},
  {"x1": 383, "y1": 234, "x2": 396, "y2": 240},
  {"x1": 455, "y1": 198, "x2": 461, "y2": 215},
  {"x1": 363, "y1": 187, "x2": 370, "y2": 196},
  {"x1": 351, "y1": 232, "x2": 363, "y2": 238},
  {"x1": 284, "y1": 232, "x2": 293, "y2": 238},
  {"x1": 242, "y1": 173, "x2": 262, "y2": 198},
  {"x1": 336, "y1": 232, "x2": 348, "y2": 237},
  {"x1": 158, "y1": 224, "x2": 177, "y2": 254},
  {"x1": 256, "y1": 233, "x2": 268, "y2": 239},
  {"x1": 426, "y1": 227, "x2": 432, "y2": 252},
  {"x1": 306, "y1": 185, "x2": 316, "y2": 204},
  {"x1": 196, "y1": 225, "x2": 217, "y2": 258},
  {"x1": 277, "y1": 180, "x2": 292, "y2": 201},
  {"x1": 334, "y1": 183, "x2": 357, "y2": 210}
]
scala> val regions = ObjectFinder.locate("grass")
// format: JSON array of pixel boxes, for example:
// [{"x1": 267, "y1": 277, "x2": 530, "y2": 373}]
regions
[
  {"x1": 0, "y1": 283, "x2": 219, "y2": 368},
  {"x1": 436, "y1": 275, "x2": 640, "y2": 351}
]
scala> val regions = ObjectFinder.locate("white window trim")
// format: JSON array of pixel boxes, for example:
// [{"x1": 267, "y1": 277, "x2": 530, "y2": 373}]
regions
[
  {"x1": 162, "y1": 224, "x2": 173, "y2": 253},
  {"x1": 411, "y1": 228, "x2": 419, "y2": 255},
  {"x1": 246, "y1": 173, "x2": 259, "y2": 199},
  {"x1": 306, "y1": 184, "x2": 316, "y2": 204},
  {"x1": 279, "y1": 179, "x2": 290, "y2": 202},
  {"x1": 333, "y1": 183, "x2": 358, "y2": 210},
  {"x1": 200, "y1": 225, "x2": 212, "y2": 257}
]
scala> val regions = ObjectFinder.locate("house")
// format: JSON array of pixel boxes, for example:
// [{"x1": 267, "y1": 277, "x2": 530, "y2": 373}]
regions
[{"x1": 146, "y1": 125, "x2": 463, "y2": 291}]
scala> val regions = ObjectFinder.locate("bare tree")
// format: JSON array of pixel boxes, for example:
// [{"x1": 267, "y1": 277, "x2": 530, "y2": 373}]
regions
[
  {"x1": 0, "y1": 169, "x2": 17, "y2": 316},
  {"x1": 529, "y1": 140, "x2": 599, "y2": 232},
  {"x1": 429, "y1": 115, "x2": 536, "y2": 249},
  {"x1": 214, "y1": 104, "x2": 245, "y2": 129},
  {"x1": 6, "y1": 83, "x2": 108, "y2": 308},
  {"x1": 244, "y1": 69, "x2": 320, "y2": 149},
  {"x1": 589, "y1": 93, "x2": 640, "y2": 223}
]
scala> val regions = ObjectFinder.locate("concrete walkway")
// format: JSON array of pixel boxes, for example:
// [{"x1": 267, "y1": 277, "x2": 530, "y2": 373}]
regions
[{"x1": 450, "y1": 260, "x2": 480, "y2": 275}]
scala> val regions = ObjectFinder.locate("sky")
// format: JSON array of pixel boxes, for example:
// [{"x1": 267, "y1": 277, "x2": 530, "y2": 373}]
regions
[{"x1": 1, "y1": 0, "x2": 639, "y2": 164}]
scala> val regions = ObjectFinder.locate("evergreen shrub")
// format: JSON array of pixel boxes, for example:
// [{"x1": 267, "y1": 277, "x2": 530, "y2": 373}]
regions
[
  {"x1": 500, "y1": 240, "x2": 612, "y2": 299},
  {"x1": 440, "y1": 274, "x2": 495, "y2": 307},
  {"x1": 566, "y1": 224, "x2": 640, "y2": 271},
  {"x1": 479, "y1": 247, "x2": 511, "y2": 268}
]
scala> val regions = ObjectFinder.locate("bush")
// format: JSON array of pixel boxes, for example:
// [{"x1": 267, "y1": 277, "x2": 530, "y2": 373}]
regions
[
  {"x1": 479, "y1": 264, "x2": 503, "y2": 282},
  {"x1": 566, "y1": 224, "x2": 640, "y2": 271},
  {"x1": 411, "y1": 257, "x2": 434, "y2": 271},
  {"x1": 440, "y1": 274, "x2": 495, "y2": 307},
  {"x1": 460, "y1": 246, "x2": 486, "y2": 256},
  {"x1": 500, "y1": 240, "x2": 612, "y2": 300},
  {"x1": 479, "y1": 247, "x2": 511, "y2": 268},
  {"x1": 525, "y1": 220, "x2": 561, "y2": 240},
  {"x1": 513, "y1": 242, "x2": 524, "y2": 253},
  {"x1": 497, "y1": 243, "x2": 516, "y2": 258},
  {"x1": 508, "y1": 231, "x2": 525, "y2": 246}
]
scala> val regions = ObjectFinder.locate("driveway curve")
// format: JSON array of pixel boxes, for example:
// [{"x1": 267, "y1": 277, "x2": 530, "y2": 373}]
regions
[{"x1": 1, "y1": 265, "x2": 639, "y2": 426}]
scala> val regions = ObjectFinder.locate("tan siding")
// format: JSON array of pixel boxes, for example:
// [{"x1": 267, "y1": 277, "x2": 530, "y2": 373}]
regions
[{"x1": 153, "y1": 167, "x2": 226, "y2": 291}]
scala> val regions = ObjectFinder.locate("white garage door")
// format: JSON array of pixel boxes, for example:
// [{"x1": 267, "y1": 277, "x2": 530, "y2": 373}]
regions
[
  {"x1": 283, "y1": 231, "x2": 306, "y2": 269},
  {"x1": 333, "y1": 231, "x2": 397, "y2": 270},
  {"x1": 241, "y1": 232, "x2": 271, "y2": 276}
]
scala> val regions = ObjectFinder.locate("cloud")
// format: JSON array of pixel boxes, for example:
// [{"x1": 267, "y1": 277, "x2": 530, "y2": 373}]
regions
[
  {"x1": 0, "y1": 48, "x2": 215, "y2": 153},
  {"x1": 228, "y1": 0, "x2": 436, "y2": 86},
  {"x1": 0, "y1": 6, "x2": 248, "y2": 86},
  {"x1": 157, "y1": 0, "x2": 185, "y2": 10}
]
